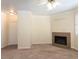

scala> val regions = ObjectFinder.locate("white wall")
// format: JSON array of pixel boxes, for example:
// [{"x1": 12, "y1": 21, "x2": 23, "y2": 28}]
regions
[
  {"x1": 74, "y1": 13, "x2": 78, "y2": 50},
  {"x1": 2, "y1": 9, "x2": 77, "y2": 50},
  {"x1": 32, "y1": 15, "x2": 52, "y2": 44},
  {"x1": 8, "y1": 14, "x2": 17, "y2": 45},
  {"x1": 17, "y1": 11, "x2": 32, "y2": 49},
  {"x1": 8, "y1": 23, "x2": 17, "y2": 45},
  {"x1": 51, "y1": 10, "x2": 77, "y2": 50},
  {"x1": 1, "y1": 12, "x2": 8, "y2": 48},
  {"x1": 3, "y1": 10, "x2": 52, "y2": 49}
]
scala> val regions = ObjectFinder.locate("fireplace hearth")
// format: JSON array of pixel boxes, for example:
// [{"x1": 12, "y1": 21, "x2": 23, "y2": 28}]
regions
[{"x1": 52, "y1": 32, "x2": 71, "y2": 48}]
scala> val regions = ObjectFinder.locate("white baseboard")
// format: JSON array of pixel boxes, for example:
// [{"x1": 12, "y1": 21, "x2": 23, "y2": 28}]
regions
[{"x1": 18, "y1": 46, "x2": 31, "y2": 49}]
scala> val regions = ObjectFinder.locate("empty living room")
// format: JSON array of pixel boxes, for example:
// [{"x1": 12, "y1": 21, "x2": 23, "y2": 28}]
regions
[{"x1": 1, "y1": 0, "x2": 78, "y2": 59}]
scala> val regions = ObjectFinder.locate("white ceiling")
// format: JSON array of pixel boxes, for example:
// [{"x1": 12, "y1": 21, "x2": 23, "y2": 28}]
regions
[{"x1": 1, "y1": 0, "x2": 78, "y2": 15}]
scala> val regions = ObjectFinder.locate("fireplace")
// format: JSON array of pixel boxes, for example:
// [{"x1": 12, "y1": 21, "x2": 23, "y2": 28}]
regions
[
  {"x1": 52, "y1": 32, "x2": 71, "y2": 48},
  {"x1": 55, "y1": 36, "x2": 67, "y2": 45}
]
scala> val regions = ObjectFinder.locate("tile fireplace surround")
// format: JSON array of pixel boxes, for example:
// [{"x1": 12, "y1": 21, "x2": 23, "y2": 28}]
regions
[{"x1": 52, "y1": 32, "x2": 71, "y2": 48}]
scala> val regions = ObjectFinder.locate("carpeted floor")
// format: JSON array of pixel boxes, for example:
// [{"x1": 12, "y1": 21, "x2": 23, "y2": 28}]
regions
[{"x1": 1, "y1": 44, "x2": 78, "y2": 59}]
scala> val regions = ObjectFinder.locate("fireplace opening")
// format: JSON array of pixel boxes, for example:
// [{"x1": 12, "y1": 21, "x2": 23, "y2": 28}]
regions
[{"x1": 55, "y1": 36, "x2": 67, "y2": 45}]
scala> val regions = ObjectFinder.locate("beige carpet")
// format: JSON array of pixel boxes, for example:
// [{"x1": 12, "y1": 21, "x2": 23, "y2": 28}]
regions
[{"x1": 1, "y1": 44, "x2": 78, "y2": 59}]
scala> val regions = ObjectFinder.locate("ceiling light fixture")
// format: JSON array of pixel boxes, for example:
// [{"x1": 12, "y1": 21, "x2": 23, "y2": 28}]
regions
[
  {"x1": 48, "y1": 0, "x2": 55, "y2": 3},
  {"x1": 47, "y1": 0, "x2": 60, "y2": 10},
  {"x1": 38, "y1": 0, "x2": 60, "y2": 10}
]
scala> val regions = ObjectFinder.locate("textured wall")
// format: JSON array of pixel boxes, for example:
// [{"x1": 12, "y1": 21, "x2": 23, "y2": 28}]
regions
[
  {"x1": 32, "y1": 15, "x2": 52, "y2": 44},
  {"x1": 1, "y1": 12, "x2": 8, "y2": 48},
  {"x1": 17, "y1": 11, "x2": 32, "y2": 49},
  {"x1": 51, "y1": 10, "x2": 78, "y2": 50}
]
